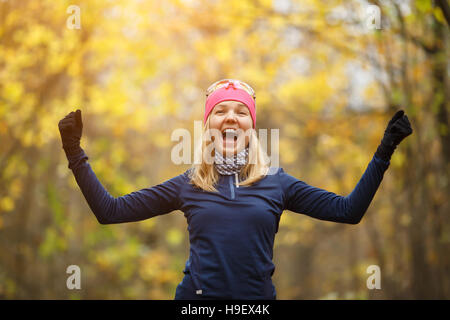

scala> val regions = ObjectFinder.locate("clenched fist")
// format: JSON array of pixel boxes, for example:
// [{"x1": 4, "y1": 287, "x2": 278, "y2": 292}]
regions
[
  {"x1": 375, "y1": 110, "x2": 413, "y2": 162},
  {"x1": 58, "y1": 109, "x2": 83, "y2": 156}
]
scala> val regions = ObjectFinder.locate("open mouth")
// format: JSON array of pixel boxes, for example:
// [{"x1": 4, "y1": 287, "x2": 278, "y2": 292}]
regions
[{"x1": 222, "y1": 129, "x2": 239, "y2": 145}]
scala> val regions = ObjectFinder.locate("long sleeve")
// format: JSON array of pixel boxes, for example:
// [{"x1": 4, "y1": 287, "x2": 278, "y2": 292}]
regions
[
  {"x1": 66, "y1": 148, "x2": 186, "y2": 225},
  {"x1": 279, "y1": 154, "x2": 390, "y2": 224}
]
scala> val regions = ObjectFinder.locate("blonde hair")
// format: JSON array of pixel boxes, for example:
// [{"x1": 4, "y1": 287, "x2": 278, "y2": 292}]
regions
[{"x1": 187, "y1": 116, "x2": 271, "y2": 192}]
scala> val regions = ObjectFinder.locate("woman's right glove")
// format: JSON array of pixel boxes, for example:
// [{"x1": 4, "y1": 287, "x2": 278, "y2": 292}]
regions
[
  {"x1": 375, "y1": 110, "x2": 413, "y2": 162},
  {"x1": 58, "y1": 109, "x2": 83, "y2": 157}
]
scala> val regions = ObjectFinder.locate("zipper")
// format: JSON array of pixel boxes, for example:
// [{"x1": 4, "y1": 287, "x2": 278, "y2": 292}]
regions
[
  {"x1": 229, "y1": 175, "x2": 235, "y2": 199},
  {"x1": 184, "y1": 253, "x2": 203, "y2": 295},
  {"x1": 188, "y1": 272, "x2": 202, "y2": 295}
]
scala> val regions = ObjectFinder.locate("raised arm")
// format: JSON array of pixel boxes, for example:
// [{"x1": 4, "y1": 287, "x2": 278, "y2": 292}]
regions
[
  {"x1": 279, "y1": 155, "x2": 389, "y2": 224},
  {"x1": 58, "y1": 110, "x2": 185, "y2": 225},
  {"x1": 279, "y1": 110, "x2": 413, "y2": 224}
]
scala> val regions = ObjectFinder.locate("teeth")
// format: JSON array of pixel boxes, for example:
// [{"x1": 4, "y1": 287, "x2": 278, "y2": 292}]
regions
[{"x1": 222, "y1": 129, "x2": 238, "y2": 139}]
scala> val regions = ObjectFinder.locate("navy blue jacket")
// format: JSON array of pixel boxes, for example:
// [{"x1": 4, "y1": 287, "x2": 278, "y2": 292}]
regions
[{"x1": 67, "y1": 149, "x2": 390, "y2": 299}]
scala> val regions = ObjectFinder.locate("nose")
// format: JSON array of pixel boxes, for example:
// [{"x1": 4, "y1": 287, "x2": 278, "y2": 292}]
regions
[{"x1": 224, "y1": 110, "x2": 238, "y2": 122}]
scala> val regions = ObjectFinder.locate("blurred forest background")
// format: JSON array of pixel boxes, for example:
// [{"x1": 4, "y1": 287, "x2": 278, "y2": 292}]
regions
[{"x1": 0, "y1": 0, "x2": 449, "y2": 299}]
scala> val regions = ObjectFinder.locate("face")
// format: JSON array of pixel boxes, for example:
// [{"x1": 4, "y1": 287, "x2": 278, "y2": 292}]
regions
[{"x1": 208, "y1": 100, "x2": 253, "y2": 157}]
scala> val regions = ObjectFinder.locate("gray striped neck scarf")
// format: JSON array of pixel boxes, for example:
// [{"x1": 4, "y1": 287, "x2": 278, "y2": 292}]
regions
[{"x1": 214, "y1": 147, "x2": 249, "y2": 175}]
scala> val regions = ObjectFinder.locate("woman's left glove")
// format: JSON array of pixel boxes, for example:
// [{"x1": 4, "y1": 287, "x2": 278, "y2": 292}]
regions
[{"x1": 375, "y1": 110, "x2": 413, "y2": 162}]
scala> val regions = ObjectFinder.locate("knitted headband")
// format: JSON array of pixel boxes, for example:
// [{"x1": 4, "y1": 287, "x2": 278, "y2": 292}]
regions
[{"x1": 204, "y1": 86, "x2": 256, "y2": 128}]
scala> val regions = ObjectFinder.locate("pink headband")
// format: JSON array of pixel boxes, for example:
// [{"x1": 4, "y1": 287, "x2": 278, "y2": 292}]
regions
[{"x1": 204, "y1": 86, "x2": 256, "y2": 128}]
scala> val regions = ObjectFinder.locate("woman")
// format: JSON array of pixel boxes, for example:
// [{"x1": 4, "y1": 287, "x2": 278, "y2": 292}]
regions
[{"x1": 58, "y1": 79, "x2": 413, "y2": 300}]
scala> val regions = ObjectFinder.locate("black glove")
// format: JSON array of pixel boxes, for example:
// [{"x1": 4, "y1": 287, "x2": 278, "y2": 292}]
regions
[
  {"x1": 58, "y1": 109, "x2": 83, "y2": 157},
  {"x1": 375, "y1": 110, "x2": 413, "y2": 162}
]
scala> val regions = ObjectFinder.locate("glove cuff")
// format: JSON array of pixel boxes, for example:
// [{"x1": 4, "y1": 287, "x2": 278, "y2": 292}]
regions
[
  {"x1": 375, "y1": 139, "x2": 397, "y2": 162},
  {"x1": 62, "y1": 142, "x2": 83, "y2": 158}
]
